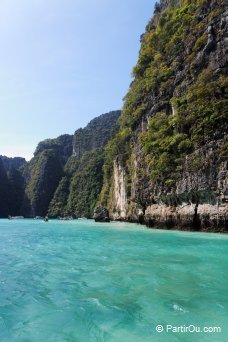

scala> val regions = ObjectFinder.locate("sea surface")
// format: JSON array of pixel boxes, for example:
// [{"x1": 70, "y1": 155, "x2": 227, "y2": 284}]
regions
[{"x1": 0, "y1": 219, "x2": 227, "y2": 342}]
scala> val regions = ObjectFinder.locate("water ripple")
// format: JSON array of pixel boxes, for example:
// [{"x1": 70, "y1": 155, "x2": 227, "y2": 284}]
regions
[{"x1": 0, "y1": 219, "x2": 227, "y2": 341}]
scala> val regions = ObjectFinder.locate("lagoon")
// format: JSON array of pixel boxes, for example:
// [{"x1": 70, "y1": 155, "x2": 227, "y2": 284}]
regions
[{"x1": 0, "y1": 219, "x2": 227, "y2": 341}]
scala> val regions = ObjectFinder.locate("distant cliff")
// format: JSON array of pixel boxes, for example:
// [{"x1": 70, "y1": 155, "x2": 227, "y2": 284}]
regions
[
  {"x1": 20, "y1": 134, "x2": 73, "y2": 217},
  {"x1": 73, "y1": 111, "x2": 120, "y2": 158},
  {"x1": 19, "y1": 111, "x2": 120, "y2": 218},
  {"x1": 100, "y1": 0, "x2": 228, "y2": 231},
  {"x1": 0, "y1": 156, "x2": 26, "y2": 217},
  {"x1": 48, "y1": 111, "x2": 120, "y2": 218},
  {"x1": 0, "y1": 156, "x2": 26, "y2": 171}
]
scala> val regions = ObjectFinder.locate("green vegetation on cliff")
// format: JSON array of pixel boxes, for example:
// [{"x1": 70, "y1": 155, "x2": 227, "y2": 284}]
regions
[
  {"x1": 66, "y1": 150, "x2": 104, "y2": 218},
  {"x1": 141, "y1": 70, "x2": 227, "y2": 183},
  {"x1": 22, "y1": 150, "x2": 64, "y2": 217},
  {"x1": 73, "y1": 111, "x2": 120, "y2": 158},
  {"x1": 21, "y1": 134, "x2": 73, "y2": 217},
  {"x1": 100, "y1": 0, "x2": 227, "y2": 209}
]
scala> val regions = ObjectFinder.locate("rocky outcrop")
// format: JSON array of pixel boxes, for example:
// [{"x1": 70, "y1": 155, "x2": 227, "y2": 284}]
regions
[
  {"x1": 93, "y1": 206, "x2": 110, "y2": 222},
  {"x1": 101, "y1": 0, "x2": 228, "y2": 232},
  {"x1": 112, "y1": 159, "x2": 128, "y2": 219}
]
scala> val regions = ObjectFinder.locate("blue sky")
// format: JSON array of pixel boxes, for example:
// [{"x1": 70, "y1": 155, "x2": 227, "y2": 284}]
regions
[{"x1": 0, "y1": 0, "x2": 155, "y2": 160}]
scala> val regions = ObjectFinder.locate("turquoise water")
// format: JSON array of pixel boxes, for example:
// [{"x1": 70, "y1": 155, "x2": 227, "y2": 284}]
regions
[{"x1": 0, "y1": 219, "x2": 227, "y2": 342}]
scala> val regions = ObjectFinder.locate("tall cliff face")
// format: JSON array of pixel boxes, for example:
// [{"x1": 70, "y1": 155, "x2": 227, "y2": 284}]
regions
[{"x1": 101, "y1": 0, "x2": 228, "y2": 231}]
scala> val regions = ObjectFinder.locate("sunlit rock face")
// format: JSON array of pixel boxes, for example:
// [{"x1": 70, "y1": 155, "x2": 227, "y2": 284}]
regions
[{"x1": 101, "y1": 0, "x2": 228, "y2": 231}]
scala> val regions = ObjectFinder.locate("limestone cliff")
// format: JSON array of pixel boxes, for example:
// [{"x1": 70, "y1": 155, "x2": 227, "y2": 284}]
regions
[{"x1": 100, "y1": 0, "x2": 228, "y2": 231}]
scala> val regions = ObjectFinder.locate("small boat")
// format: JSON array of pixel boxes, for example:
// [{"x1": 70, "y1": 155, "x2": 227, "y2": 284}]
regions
[
  {"x1": 58, "y1": 216, "x2": 77, "y2": 221},
  {"x1": 8, "y1": 215, "x2": 24, "y2": 219},
  {"x1": 43, "y1": 216, "x2": 49, "y2": 222}
]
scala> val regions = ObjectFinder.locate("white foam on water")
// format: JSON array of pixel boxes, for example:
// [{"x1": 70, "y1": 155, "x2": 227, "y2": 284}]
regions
[{"x1": 172, "y1": 303, "x2": 186, "y2": 312}]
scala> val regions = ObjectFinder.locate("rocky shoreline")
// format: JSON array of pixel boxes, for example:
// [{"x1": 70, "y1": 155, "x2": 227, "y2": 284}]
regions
[{"x1": 94, "y1": 205, "x2": 228, "y2": 233}]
